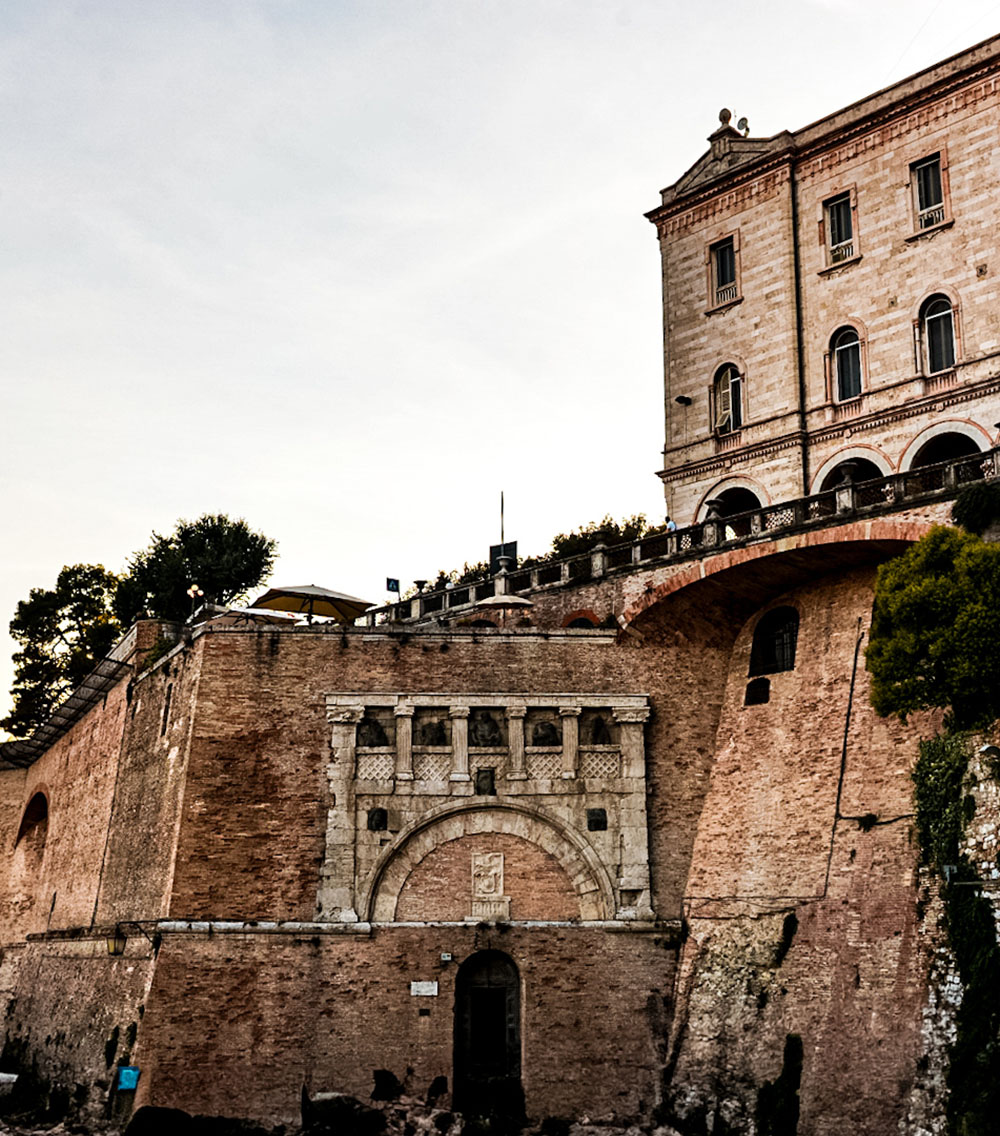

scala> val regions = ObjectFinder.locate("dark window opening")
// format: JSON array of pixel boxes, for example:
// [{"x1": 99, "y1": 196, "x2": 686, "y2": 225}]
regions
[
  {"x1": 531, "y1": 721, "x2": 561, "y2": 746},
  {"x1": 567, "y1": 617, "x2": 597, "y2": 629},
  {"x1": 912, "y1": 154, "x2": 944, "y2": 228},
  {"x1": 711, "y1": 237, "x2": 737, "y2": 305},
  {"x1": 587, "y1": 808, "x2": 608, "y2": 831},
  {"x1": 749, "y1": 607, "x2": 799, "y2": 676},
  {"x1": 587, "y1": 715, "x2": 612, "y2": 745},
  {"x1": 475, "y1": 768, "x2": 497, "y2": 796},
  {"x1": 825, "y1": 193, "x2": 854, "y2": 261},
  {"x1": 921, "y1": 295, "x2": 956, "y2": 374},
  {"x1": 160, "y1": 683, "x2": 173, "y2": 737},
  {"x1": 744, "y1": 677, "x2": 771, "y2": 706},
  {"x1": 358, "y1": 714, "x2": 389, "y2": 747},
  {"x1": 16, "y1": 792, "x2": 49, "y2": 847},
  {"x1": 832, "y1": 327, "x2": 862, "y2": 401},
  {"x1": 367, "y1": 808, "x2": 388, "y2": 832},
  {"x1": 713, "y1": 363, "x2": 743, "y2": 434}
]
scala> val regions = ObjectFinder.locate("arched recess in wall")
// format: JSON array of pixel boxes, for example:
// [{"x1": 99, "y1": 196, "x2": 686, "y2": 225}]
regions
[
  {"x1": 900, "y1": 420, "x2": 993, "y2": 471},
  {"x1": 812, "y1": 446, "x2": 891, "y2": 492},
  {"x1": 695, "y1": 476, "x2": 769, "y2": 524},
  {"x1": 562, "y1": 609, "x2": 600, "y2": 629},
  {"x1": 15, "y1": 792, "x2": 49, "y2": 855},
  {"x1": 360, "y1": 800, "x2": 615, "y2": 923}
]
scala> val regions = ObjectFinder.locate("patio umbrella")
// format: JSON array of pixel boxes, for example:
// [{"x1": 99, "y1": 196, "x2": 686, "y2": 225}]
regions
[
  {"x1": 250, "y1": 584, "x2": 373, "y2": 624},
  {"x1": 473, "y1": 593, "x2": 534, "y2": 627}
]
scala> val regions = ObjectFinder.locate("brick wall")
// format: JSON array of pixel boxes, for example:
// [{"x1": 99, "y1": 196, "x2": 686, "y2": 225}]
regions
[{"x1": 133, "y1": 925, "x2": 671, "y2": 1125}]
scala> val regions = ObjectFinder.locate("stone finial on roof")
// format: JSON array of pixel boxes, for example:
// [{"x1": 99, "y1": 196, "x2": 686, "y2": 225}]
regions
[{"x1": 719, "y1": 108, "x2": 732, "y2": 126}]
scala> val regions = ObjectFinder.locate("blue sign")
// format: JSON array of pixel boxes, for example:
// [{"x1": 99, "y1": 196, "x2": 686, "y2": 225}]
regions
[{"x1": 117, "y1": 1066, "x2": 141, "y2": 1091}]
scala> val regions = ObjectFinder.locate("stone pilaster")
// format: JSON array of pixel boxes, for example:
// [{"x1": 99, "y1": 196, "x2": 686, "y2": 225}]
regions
[
  {"x1": 559, "y1": 706, "x2": 581, "y2": 778},
  {"x1": 449, "y1": 706, "x2": 471, "y2": 782},
  {"x1": 506, "y1": 704, "x2": 527, "y2": 780},
  {"x1": 319, "y1": 705, "x2": 365, "y2": 921},
  {"x1": 394, "y1": 705, "x2": 414, "y2": 781}
]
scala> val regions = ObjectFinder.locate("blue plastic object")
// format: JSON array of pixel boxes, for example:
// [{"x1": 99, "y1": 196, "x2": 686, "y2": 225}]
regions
[{"x1": 117, "y1": 1066, "x2": 140, "y2": 1091}]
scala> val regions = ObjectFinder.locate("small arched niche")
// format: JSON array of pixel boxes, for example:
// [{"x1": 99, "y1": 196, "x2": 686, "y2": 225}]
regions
[{"x1": 15, "y1": 793, "x2": 48, "y2": 857}]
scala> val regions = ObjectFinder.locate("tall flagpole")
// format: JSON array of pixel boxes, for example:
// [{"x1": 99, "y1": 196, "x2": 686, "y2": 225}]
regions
[{"x1": 500, "y1": 490, "x2": 504, "y2": 548}]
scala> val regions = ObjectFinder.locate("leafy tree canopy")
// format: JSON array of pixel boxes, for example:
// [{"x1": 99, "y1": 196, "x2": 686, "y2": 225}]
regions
[
  {"x1": 866, "y1": 525, "x2": 1000, "y2": 729},
  {"x1": 1, "y1": 565, "x2": 121, "y2": 738},
  {"x1": 114, "y1": 514, "x2": 277, "y2": 625},
  {"x1": 4, "y1": 514, "x2": 277, "y2": 740}
]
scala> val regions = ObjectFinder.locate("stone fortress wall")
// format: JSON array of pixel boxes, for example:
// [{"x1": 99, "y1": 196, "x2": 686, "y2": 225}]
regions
[{"x1": 3, "y1": 33, "x2": 1000, "y2": 1136}]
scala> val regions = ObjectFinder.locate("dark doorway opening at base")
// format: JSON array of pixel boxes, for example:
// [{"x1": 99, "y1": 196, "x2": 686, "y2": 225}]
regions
[{"x1": 453, "y1": 950, "x2": 524, "y2": 1124}]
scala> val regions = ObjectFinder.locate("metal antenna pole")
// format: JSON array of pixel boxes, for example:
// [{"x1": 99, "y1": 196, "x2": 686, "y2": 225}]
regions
[{"x1": 501, "y1": 491, "x2": 505, "y2": 548}]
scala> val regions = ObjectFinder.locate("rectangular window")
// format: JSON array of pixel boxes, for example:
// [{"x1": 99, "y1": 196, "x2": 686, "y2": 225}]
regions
[
  {"x1": 825, "y1": 194, "x2": 854, "y2": 263},
  {"x1": 912, "y1": 154, "x2": 945, "y2": 230},
  {"x1": 709, "y1": 236, "x2": 739, "y2": 307}
]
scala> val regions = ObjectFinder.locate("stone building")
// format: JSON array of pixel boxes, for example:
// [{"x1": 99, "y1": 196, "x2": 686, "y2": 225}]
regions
[
  {"x1": 2, "y1": 34, "x2": 1000, "y2": 1136},
  {"x1": 646, "y1": 35, "x2": 1000, "y2": 524}
]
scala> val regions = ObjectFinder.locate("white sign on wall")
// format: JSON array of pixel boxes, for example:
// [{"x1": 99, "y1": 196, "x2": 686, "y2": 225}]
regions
[{"x1": 410, "y1": 981, "x2": 439, "y2": 997}]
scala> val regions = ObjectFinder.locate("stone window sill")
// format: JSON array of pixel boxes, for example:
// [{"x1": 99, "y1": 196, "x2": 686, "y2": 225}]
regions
[
  {"x1": 905, "y1": 217, "x2": 954, "y2": 242},
  {"x1": 705, "y1": 296, "x2": 743, "y2": 316},
  {"x1": 818, "y1": 253, "x2": 862, "y2": 276}
]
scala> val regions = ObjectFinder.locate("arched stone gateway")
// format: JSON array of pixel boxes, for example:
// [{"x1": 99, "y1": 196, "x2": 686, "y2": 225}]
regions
[
  {"x1": 361, "y1": 801, "x2": 616, "y2": 923},
  {"x1": 453, "y1": 951, "x2": 524, "y2": 1121}
]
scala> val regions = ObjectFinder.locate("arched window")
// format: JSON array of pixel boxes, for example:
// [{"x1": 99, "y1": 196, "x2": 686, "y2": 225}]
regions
[
  {"x1": 832, "y1": 327, "x2": 862, "y2": 401},
  {"x1": 713, "y1": 364, "x2": 743, "y2": 435},
  {"x1": 749, "y1": 608, "x2": 799, "y2": 676},
  {"x1": 920, "y1": 295, "x2": 956, "y2": 374}
]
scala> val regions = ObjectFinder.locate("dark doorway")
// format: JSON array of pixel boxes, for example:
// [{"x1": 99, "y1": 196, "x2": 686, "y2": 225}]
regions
[
  {"x1": 819, "y1": 457, "x2": 884, "y2": 491},
  {"x1": 454, "y1": 951, "x2": 523, "y2": 1122},
  {"x1": 910, "y1": 432, "x2": 981, "y2": 469},
  {"x1": 714, "y1": 487, "x2": 762, "y2": 516}
]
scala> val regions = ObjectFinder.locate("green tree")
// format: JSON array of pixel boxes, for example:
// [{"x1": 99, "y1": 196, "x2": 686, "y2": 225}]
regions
[
  {"x1": 865, "y1": 525, "x2": 1000, "y2": 729},
  {"x1": 1, "y1": 565, "x2": 121, "y2": 739},
  {"x1": 114, "y1": 513, "x2": 277, "y2": 625}
]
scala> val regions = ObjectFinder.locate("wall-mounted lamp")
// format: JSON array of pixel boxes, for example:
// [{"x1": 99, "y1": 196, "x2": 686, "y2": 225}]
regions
[
  {"x1": 674, "y1": 395, "x2": 693, "y2": 406},
  {"x1": 106, "y1": 921, "x2": 156, "y2": 956}
]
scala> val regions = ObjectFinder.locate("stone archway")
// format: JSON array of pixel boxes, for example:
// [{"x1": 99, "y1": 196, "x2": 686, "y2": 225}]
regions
[{"x1": 360, "y1": 801, "x2": 615, "y2": 922}]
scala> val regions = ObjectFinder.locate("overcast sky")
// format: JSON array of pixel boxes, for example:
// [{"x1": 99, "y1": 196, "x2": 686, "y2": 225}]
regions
[{"x1": 3, "y1": 0, "x2": 999, "y2": 730}]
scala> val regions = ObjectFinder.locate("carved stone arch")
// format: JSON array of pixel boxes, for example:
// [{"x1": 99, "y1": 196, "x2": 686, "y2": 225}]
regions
[
  {"x1": 695, "y1": 475, "x2": 770, "y2": 523},
  {"x1": 811, "y1": 445, "x2": 892, "y2": 493},
  {"x1": 900, "y1": 419, "x2": 992, "y2": 471},
  {"x1": 361, "y1": 800, "x2": 615, "y2": 922}
]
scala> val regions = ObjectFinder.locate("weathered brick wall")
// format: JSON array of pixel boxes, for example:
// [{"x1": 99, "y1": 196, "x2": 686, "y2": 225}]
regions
[
  {"x1": 96, "y1": 640, "x2": 203, "y2": 924},
  {"x1": 133, "y1": 925, "x2": 671, "y2": 1125},
  {"x1": 167, "y1": 630, "x2": 649, "y2": 922},
  {"x1": 1, "y1": 936, "x2": 156, "y2": 1123},
  {"x1": 395, "y1": 833, "x2": 579, "y2": 922},
  {"x1": 0, "y1": 680, "x2": 129, "y2": 945},
  {"x1": 659, "y1": 564, "x2": 941, "y2": 1135}
]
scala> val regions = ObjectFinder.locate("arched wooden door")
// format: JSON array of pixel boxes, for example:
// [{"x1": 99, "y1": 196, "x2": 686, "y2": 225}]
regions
[{"x1": 453, "y1": 951, "x2": 523, "y2": 1120}]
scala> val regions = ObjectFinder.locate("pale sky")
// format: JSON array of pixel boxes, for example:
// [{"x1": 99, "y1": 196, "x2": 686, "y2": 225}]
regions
[{"x1": 3, "y1": 0, "x2": 999, "y2": 730}]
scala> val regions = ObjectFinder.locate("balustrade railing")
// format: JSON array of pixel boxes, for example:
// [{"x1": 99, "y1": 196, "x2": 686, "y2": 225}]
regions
[{"x1": 364, "y1": 449, "x2": 997, "y2": 626}]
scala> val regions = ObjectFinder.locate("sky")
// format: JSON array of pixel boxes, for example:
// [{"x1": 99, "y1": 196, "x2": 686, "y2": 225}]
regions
[{"x1": 3, "y1": 0, "x2": 1000, "y2": 730}]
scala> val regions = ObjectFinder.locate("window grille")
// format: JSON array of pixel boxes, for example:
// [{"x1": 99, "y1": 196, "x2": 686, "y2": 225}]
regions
[{"x1": 749, "y1": 607, "x2": 799, "y2": 676}]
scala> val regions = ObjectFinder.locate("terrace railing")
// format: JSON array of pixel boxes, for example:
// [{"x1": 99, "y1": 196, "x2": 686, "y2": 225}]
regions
[{"x1": 365, "y1": 449, "x2": 997, "y2": 626}]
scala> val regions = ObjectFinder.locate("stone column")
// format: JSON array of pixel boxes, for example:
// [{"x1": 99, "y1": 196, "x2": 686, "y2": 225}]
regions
[
  {"x1": 614, "y1": 706, "x2": 650, "y2": 779},
  {"x1": 507, "y1": 704, "x2": 527, "y2": 780},
  {"x1": 449, "y1": 706, "x2": 471, "y2": 782},
  {"x1": 560, "y1": 706, "x2": 581, "y2": 778},
  {"x1": 394, "y1": 705, "x2": 414, "y2": 781},
  {"x1": 319, "y1": 705, "x2": 365, "y2": 921}
]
